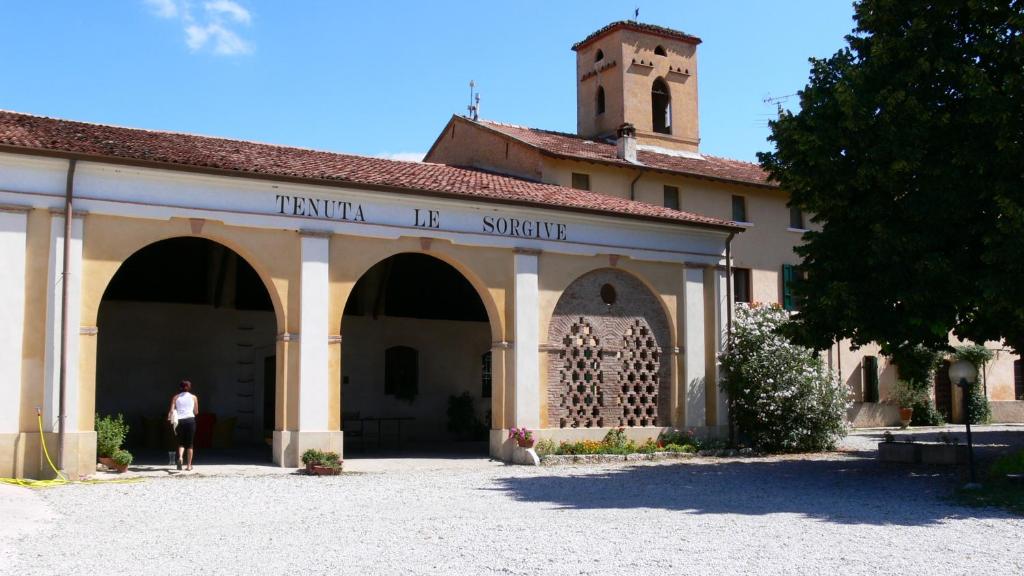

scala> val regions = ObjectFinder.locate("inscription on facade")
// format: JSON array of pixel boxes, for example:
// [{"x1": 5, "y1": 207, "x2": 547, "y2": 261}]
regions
[
  {"x1": 271, "y1": 195, "x2": 568, "y2": 241},
  {"x1": 482, "y1": 215, "x2": 567, "y2": 240},
  {"x1": 275, "y1": 194, "x2": 365, "y2": 221}
]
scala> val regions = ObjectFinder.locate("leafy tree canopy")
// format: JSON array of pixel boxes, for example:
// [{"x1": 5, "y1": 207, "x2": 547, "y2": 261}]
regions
[{"x1": 759, "y1": 0, "x2": 1024, "y2": 355}]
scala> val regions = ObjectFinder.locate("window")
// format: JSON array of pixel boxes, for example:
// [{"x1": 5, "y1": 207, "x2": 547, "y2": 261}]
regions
[
  {"x1": 789, "y1": 205, "x2": 805, "y2": 229},
  {"x1": 781, "y1": 264, "x2": 802, "y2": 311},
  {"x1": 663, "y1": 185, "x2": 679, "y2": 210},
  {"x1": 595, "y1": 49, "x2": 604, "y2": 62},
  {"x1": 654, "y1": 45, "x2": 667, "y2": 56},
  {"x1": 732, "y1": 268, "x2": 751, "y2": 303},
  {"x1": 863, "y1": 356, "x2": 880, "y2": 402},
  {"x1": 1015, "y1": 359, "x2": 1023, "y2": 400},
  {"x1": 731, "y1": 195, "x2": 748, "y2": 222},
  {"x1": 481, "y1": 351, "x2": 492, "y2": 399},
  {"x1": 571, "y1": 172, "x2": 590, "y2": 191},
  {"x1": 651, "y1": 78, "x2": 672, "y2": 135},
  {"x1": 385, "y1": 346, "x2": 418, "y2": 402},
  {"x1": 596, "y1": 86, "x2": 605, "y2": 115}
]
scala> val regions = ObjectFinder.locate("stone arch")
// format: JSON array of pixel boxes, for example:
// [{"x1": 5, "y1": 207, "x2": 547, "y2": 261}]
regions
[
  {"x1": 335, "y1": 249, "x2": 503, "y2": 343},
  {"x1": 546, "y1": 268, "x2": 671, "y2": 428},
  {"x1": 85, "y1": 229, "x2": 286, "y2": 330}
]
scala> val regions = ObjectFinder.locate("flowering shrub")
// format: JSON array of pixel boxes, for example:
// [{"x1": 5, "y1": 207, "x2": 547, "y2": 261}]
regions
[
  {"x1": 719, "y1": 304, "x2": 848, "y2": 453},
  {"x1": 507, "y1": 426, "x2": 533, "y2": 444},
  {"x1": 541, "y1": 428, "x2": 700, "y2": 456}
]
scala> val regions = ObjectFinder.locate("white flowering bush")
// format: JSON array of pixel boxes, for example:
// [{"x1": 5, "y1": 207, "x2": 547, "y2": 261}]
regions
[{"x1": 719, "y1": 304, "x2": 848, "y2": 453}]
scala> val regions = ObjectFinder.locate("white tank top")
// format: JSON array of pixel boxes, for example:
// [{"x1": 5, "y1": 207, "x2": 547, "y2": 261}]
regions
[{"x1": 174, "y1": 392, "x2": 196, "y2": 419}]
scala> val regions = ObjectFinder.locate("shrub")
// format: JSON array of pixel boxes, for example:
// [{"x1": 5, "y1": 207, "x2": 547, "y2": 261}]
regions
[
  {"x1": 953, "y1": 344, "x2": 994, "y2": 425},
  {"x1": 301, "y1": 448, "x2": 325, "y2": 466},
  {"x1": 990, "y1": 450, "x2": 1024, "y2": 478},
  {"x1": 534, "y1": 438, "x2": 557, "y2": 456},
  {"x1": 658, "y1": 428, "x2": 702, "y2": 450},
  {"x1": 719, "y1": 304, "x2": 848, "y2": 453},
  {"x1": 112, "y1": 449, "x2": 133, "y2": 468},
  {"x1": 96, "y1": 413, "x2": 129, "y2": 458},
  {"x1": 910, "y1": 398, "x2": 946, "y2": 426},
  {"x1": 447, "y1": 392, "x2": 486, "y2": 441},
  {"x1": 301, "y1": 448, "x2": 342, "y2": 469},
  {"x1": 891, "y1": 344, "x2": 943, "y2": 388}
]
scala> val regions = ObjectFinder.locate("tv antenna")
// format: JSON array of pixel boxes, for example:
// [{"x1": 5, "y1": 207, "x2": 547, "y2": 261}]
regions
[
  {"x1": 467, "y1": 80, "x2": 480, "y2": 121},
  {"x1": 763, "y1": 93, "x2": 796, "y2": 106}
]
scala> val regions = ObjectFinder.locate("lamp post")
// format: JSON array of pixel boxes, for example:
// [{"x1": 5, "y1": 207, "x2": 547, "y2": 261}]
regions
[{"x1": 949, "y1": 359, "x2": 979, "y2": 486}]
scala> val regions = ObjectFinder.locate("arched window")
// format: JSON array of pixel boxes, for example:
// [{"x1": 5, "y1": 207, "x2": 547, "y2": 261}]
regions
[
  {"x1": 595, "y1": 49, "x2": 604, "y2": 62},
  {"x1": 651, "y1": 78, "x2": 672, "y2": 134},
  {"x1": 596, "y1": 86, "x2": 605, "y2": 115},
  {"x1": 654, "y1": 45, "x2": 667, "y2": 56}
]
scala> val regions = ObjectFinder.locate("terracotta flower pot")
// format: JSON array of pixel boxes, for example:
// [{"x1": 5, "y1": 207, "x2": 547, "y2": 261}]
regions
[
  {"x1": 98, "y1": 457, "x2": 116, "y2": 469},
  {"x1": 898, "y1": 407, "x2": 914, "y2": 428},
  {"x1": 310, "y1": 464, "x2": 342, "y2": 476},
  {"x1": 516, "y1": 438, "x2": 535, "y2": 448}
]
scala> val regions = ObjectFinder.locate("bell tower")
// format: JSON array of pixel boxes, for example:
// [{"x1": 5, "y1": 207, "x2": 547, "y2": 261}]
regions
[{"x1": 572, "y1": 21, "x2": 701, "y2": 152}]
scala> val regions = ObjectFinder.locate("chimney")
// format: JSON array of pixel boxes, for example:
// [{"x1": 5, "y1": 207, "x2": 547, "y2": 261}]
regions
[{"x1": 616, "y1": 123, "x2": 637, "y2": 163}]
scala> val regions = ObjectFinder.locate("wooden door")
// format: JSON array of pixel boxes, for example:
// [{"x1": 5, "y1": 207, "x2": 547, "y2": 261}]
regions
[{"x1": 934, "y1": 361, "x2": 953, "y2": 421}]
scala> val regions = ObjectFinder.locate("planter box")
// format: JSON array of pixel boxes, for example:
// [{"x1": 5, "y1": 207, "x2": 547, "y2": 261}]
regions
[
  {"x1": 877, "y1": 442, "x2": 921, "y2": 463},
  {"x1": 919, "y1": 444, "x2": 968, "y2": 465}
]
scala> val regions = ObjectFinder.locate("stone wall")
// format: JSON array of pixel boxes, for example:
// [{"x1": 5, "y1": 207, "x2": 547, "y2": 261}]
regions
[{"x1": 546, "y1": 269, "x2": 671, "y2": 428}]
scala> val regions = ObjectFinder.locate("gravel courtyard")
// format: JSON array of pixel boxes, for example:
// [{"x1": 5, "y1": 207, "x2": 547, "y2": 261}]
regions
[{"x1": 5, "y1": 442, "x2": 1024, "y2": 576}]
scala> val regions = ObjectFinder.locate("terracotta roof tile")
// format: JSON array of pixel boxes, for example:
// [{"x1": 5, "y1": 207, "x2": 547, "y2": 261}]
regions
[
  {"x1": 0, "y1": 110, "x2": 740, "y2": 230},
  {"x1": 571, "y1": 20, "x2": 702, "y2": 51},
  {"x1": 473, "y1": 119, "x2": 774, "y2": 189}
]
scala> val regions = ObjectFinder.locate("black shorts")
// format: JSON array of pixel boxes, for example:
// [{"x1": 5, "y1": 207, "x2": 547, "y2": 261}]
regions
[{"x1": 176, "y1": 417, "x2": 196, "y2": 449}]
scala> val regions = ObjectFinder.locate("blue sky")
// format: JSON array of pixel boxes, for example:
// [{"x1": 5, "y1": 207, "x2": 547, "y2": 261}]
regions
[{"x1": 0, "y1": 1, "x2": 855, "y2": 163}]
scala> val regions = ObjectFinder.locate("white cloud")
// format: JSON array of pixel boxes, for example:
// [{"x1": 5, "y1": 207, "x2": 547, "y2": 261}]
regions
[
  {"x1": 145, "y1": 0, "x2": 178, "y2": 18},
  {"x1": 204, "y1": 0, "x2": 251, "y2": 24},
  {"x1": 186, "y1": 22, "x2": 251, "y2": 55},
  {"x1": 376, "y1": 152, "x2": 426, "y2": 162},
  {"x1": 145, "y1": 0, "x2": 253, "y2": 56}
]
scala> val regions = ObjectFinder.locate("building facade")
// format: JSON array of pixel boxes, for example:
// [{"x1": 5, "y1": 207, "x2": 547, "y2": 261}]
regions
[
  {"x1": 0, "y1": 109, "x2": 739, "y2": 479},
  {"x1": 425, "y1": 20, "x2": 1024, "y2": 427}
]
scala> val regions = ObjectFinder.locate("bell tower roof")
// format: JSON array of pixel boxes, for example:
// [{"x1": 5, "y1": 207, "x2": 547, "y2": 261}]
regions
[{"x1": 571, "y1": 20, "x2": 702, "y2": 52}]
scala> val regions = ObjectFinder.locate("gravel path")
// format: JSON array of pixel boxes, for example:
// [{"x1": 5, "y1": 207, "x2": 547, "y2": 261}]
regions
[{"x1": 7, "y1": 451, "x2": 1024, "y2": 576}]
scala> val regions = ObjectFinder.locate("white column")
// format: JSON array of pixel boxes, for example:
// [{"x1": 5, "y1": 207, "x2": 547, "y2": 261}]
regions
[
  {"x1": 712, "y1": 267, "x2": 730, "y2": 428},
  {"x1": 683, "y1": 266, "x2": 706, "y2": 427},
  {"x1": 0, "y1": 209, "x2": 28, "y2": 434},
  {"x1": 43, "y1": 212, "x2": 83, "y2": 432},
  {"x1": 513, "y1": 250, "x2": 540, "y2": 428},
  {"x1": 298, "y1": 233, "x2": 329, "y2": 431}
]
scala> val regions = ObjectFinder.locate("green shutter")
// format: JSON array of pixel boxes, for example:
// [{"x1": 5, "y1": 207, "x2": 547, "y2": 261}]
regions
[
  {"x1": 864, "y1": 356, "x2": 880, "y2": 403},
  {"x1": 782, "y1": 264, "x2": 795, "y2": 310}
]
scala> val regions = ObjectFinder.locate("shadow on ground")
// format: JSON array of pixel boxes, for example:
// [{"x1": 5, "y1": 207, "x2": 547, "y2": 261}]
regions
[{"x1": 496, "y1": 431, "x2": 1024, "y2": 526}]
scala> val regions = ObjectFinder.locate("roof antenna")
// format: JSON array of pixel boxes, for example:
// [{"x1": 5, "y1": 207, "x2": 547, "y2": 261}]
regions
[
  {"x1": 467, "y1": 80, "x2": 480, "y2": 121},
  {"x1": 634, "y1": 7, "x2": 639, "y2": 20}
]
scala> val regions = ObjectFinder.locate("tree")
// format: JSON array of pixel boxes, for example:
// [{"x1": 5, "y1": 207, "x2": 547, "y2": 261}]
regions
[{"x1": 759, "y1": 0, "x2": 1024, "y2": 356}]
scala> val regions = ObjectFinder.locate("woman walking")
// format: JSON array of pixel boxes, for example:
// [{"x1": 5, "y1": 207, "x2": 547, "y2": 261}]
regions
[{"x1": 169, "y1": 380, "x2": 199, "y2": 471}]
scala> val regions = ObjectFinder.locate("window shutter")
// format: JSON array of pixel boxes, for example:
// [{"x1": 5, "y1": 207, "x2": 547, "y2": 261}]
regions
[
  {"x1": 864, "y1": 356, "x2": 880, "y2": 403},
  {"x1": 782, "y1": 264, "x2": 795, "y2": 310}
]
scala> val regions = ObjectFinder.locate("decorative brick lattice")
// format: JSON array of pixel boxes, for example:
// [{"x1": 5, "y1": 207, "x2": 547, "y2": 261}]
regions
[
  {"x1": 617, "y1": 319, "x2": 661, "y2": 426},
  {"x1": 557, "y1": 318, "x2": 606, "y2": 428},
  {"x1": 546, "y1": 269, "x2": 671, "y2": 428}
]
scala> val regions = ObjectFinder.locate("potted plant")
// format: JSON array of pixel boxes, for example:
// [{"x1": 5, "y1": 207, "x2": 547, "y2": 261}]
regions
[
  {"x1": 508, "y1": 426, "x2": 534, "y2": 448},
  {"x1": 96, "y1": 413, "x2": 129, "y2": 469},
  {"x1": 891, "y1": 380, "x2": 923, "y2": 428},
  {"x1": 301, "y1": 448, "x2": 343, "y2": 475},
  {"x1": 111, "y1": 449, "x2": 133, "y2": 473}
]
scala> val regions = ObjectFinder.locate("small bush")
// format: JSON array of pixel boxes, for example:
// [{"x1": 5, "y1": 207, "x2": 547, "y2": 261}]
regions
[
  {"x1": 953, "y1": 344, "x2": 994, "y2": 424},
  {"x1": 910, "y1": 398, "x2": 946, "y2": 426},
  {"x1": 534, "y1": 438, "x2": 557, "y2": 456},
  {"x1": 111, "y1": 449, "x2": 133, "y2": 467},
  {"x1": 301, "y1": 448, "x2": 342, "y2": 469},
  {"x1": 990, "y1": 450, "x2": 1024, "y2": 478},
  {"x1": 96, "y1": 413, "x2": 129, "y2": 458},
  {"x1": 719, "y1": 304, "x2": 848, "y2": 453}
]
